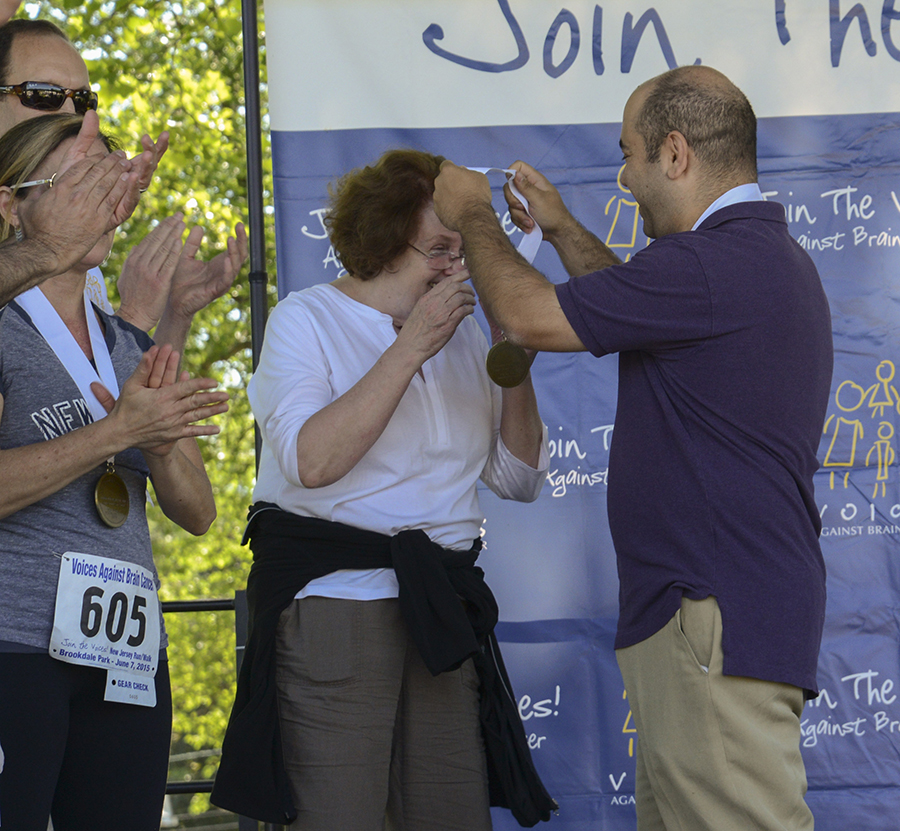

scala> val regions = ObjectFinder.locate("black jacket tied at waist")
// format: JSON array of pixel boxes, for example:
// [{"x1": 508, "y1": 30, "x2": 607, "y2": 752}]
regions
[{"x1": 211, "y1": 504, "x2": 556, "y2": 828}]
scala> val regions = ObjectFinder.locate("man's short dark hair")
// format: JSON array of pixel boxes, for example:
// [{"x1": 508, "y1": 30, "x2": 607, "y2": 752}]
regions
[
  {"x1": 0, "y1": 19, "x2": 71, "y2": 86},
  {"x1": 635, "y1": 67, "x2": 758, "y2": 181}
]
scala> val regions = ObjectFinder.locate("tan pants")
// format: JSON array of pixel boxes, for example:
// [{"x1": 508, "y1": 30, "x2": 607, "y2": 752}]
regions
[
  {"x1": 616, "y1": 596, "x2": 814, "y2": 831},
  {"x1": 275, "y1": 596, "x2": 492, "y2": 831}
]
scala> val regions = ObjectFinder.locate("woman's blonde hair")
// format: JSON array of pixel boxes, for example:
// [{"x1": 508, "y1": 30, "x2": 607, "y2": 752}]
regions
[{"x1": 0, "y1": 113, "x2": 118, "y2": 242}]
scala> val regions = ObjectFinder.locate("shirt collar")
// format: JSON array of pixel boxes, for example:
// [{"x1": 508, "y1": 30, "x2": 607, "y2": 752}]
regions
[{"x1": 691, "y1": 183, "x2": 764, "y2": 231}]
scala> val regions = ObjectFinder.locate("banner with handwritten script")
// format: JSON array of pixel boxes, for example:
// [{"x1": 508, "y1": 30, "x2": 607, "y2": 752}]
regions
[{"x1": 263, "y1": 1, "x2": 900, "y2": 827}]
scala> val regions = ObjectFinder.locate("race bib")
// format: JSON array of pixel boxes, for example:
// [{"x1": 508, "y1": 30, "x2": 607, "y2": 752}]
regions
[{"x1": 50, "y1": 552, "x2": 161, "y2": 707}]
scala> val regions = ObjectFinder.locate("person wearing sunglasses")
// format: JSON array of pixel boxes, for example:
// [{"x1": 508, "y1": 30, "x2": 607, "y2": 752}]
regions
[
  {"x1": 0, "y1": 19, "x2": 167, "y2": 302},
  {"x1": 0, "y1": 112, "x2": 230, "y2": 831},
  {"x1": 0, "y1": 17, "x2": 248, "y2": 360},
  {"x1": 0, "y1": 79, "x2": 98, "y2": 115}
]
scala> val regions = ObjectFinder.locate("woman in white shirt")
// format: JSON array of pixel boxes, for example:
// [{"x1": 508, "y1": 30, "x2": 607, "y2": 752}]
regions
[{"x1": 214, "y1": 149, "x2": 550, "y2": 830}]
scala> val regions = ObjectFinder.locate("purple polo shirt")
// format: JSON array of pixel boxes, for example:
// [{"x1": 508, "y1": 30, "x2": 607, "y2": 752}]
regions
[{"x1": 556, "y1": 201, "x2": 833, "y2": 693}]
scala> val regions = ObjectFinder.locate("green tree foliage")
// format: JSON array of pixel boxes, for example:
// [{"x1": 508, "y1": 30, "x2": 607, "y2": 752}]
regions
[{"x1": 22, "y1": 0, "x2": 274, "y2": 820}]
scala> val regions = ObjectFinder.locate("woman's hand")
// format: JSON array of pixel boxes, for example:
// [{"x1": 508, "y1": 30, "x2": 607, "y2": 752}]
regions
[
  {"x1": 291, "y1": 271, "x2": 473, "y2": 489},
  {"x1": 91, "y1": 344, "x2": 229, "y2": 455},
  {"x1": 396, "y1": 271, "x2": 476, "y2": 361},
  {"x1": 0, "y1": 343, "x2": 225, "y2": 521},
  {"x1": 92, "y1": 344, "x2": 222, "y2": 534},
  {"x1": 115, "y1": 213, "x2": 186, "y2": 333}
]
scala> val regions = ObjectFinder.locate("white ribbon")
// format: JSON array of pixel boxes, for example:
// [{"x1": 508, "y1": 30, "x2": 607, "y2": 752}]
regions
[
  {"x1": 16, "y1": 286, "x2": 119, "y2": 423},
  {"x1": 466, "y1": 167, "x2": 543, "y2": 264}
]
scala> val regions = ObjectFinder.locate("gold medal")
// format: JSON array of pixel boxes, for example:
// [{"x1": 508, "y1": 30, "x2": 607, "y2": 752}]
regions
[
  {"x1": 486, "y1": 339, "x2": 535, "y2": 388},
  {"x1": 94, "y1": 461, "x2": 130, "y2": 528}
]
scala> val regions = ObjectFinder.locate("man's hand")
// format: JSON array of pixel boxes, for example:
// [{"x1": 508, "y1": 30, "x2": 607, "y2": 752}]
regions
[
  {"x1": 503, "y1": 161, "x2": 572, "y2": 241},
  {"x1": 432, "y1": 161, "x2": 494, "y2": 232},
  {"x1": 101, "y1": 130, "x2": 167, "y2": 224},
  {"x1": 0, "y1": 0, "x2": 20, "y2": 25},
  {"x1": 54, "y1": 111, "x2": 146, "y2": 229},
  {"x1": 55, "y1": 114, "x2": 167, "y2": 228},
  {"x1": 137, "y1": 131, "x2": 169, "y2": 192},
  {"x1": 506, "y1": 160, "x2": 618, "y2": 277},
  {"x1": 166, "y1": 222, "x2": 249, "y2": 321},
  {"x1": 55, "y1": 109, "x2": 106, "y2": 178},
  {"x1": 116, "y1": 214, "x2": 186, "y2": 332},
  {"x1": 26, "y1": 112, "x2": 140, "y2": 276},
  {"x1": 109, "y1": 146, "x2": 154, "y2": 228}
]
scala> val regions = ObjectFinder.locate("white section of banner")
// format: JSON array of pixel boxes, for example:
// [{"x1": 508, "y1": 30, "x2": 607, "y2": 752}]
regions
[{"x1": 265, "y1": 0, "x2": 900, "y2": 131}]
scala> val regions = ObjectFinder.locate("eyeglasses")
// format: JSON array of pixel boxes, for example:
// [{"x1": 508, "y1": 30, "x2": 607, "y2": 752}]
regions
[
  {"x1": 408, "y1": 243, "x2": 466, "y2": 269},
  {"x1": 0, "y1": 82, "x2": 98, "y2": 115},
  {"x1": 15, "y1": 173, "x2": 57, "y2": 191}
]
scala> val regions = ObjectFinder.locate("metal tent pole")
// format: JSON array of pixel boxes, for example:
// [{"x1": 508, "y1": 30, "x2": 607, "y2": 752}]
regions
[
  {"x1": 241, "y1": 0, "x2": 269, "y2": 465},
  {"x1": 236, "y1": 4, "x2": 281, "y2": 829}
]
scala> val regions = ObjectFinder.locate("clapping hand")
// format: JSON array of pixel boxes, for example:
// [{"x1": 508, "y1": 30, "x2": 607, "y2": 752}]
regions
[
  {"x1": 166, "y1": 222, "x2": 249, "y2": 320},
  {"x1": 90, "y1": 344, "x2": 229, "y2": 457},
  {"x1": 116, "y1": 214, "x2": 186, "y2": 332}
]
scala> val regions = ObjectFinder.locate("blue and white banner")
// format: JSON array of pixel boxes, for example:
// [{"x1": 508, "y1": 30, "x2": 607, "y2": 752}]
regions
[{"x1": 263, "y1": 1, "x2": 900, "y2": 827}]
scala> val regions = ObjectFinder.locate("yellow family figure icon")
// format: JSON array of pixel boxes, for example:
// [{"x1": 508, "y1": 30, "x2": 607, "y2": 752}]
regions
[
  {"x1": 867, "y1": 360, "x2": 900, "y2": 419},
  {"x1": 621, "y1": 688, "x2": 637, "y2": 758},
  {"x1": 604, "y1": 165, "x2": 642, "y2": 262},
  {"x1": 822, "y1": 380, "x2": 866, "y2": 489},
  {"x1": 866, "y1": 421, "x2": 896, "y2": 498}
]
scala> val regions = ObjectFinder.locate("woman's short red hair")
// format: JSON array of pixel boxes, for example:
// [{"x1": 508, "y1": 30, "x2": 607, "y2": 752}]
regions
[{"x1": 325, "y1": 148, "x2": 445, "y2": 280}]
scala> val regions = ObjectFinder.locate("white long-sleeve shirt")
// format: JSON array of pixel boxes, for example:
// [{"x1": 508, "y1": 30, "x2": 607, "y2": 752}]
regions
[{"x1": 248, "y1": 283, "x2": 549, "y2": 600}]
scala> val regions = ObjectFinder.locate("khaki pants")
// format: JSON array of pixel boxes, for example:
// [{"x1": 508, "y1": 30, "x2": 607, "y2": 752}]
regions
[
  {"x1": 616, "y1": 596, "x2": 814, "y2": 831},
  {"x1": 275, "y1": 596, "x2": 492, "y2": 831}
]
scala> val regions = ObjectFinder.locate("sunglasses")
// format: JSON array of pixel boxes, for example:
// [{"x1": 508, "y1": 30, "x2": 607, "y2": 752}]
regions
[{"x1": 0, "y1": 82, "x2": 98, "y2": 115}]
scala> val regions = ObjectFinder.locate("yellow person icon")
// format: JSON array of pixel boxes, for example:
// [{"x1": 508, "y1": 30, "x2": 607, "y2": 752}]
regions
[
  {"x1": 622, "y1": 688, "x2": 636, "y2": 757},
  {"x1": 605, "y1": 166, "x2": 642, "y2": 261},
  {"x1": 822, "y1": 380, "x2": 866, "y2": 489},
  {"x1": 867, "y1": 360, "x2": 900, "y2": 420},
  {"x1": 866, "y1": 421, "x2": 896, "y2": 498}
]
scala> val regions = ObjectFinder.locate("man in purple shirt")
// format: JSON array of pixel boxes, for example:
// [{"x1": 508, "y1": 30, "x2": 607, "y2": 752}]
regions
[{"x1": 433, "y1": 65, "x2": 833, "y2": 830}]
